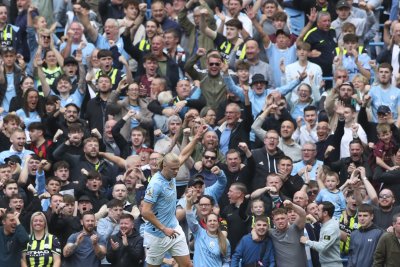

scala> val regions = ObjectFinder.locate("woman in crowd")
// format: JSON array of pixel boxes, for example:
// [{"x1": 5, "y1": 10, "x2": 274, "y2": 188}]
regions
[
  {"x1": 16, "y1": 88, "x2": 43, "y2": 129},
  {"x1": 186, "y1": 187, "x2": 231, "y2": 266},
  {"x1": 21, "y1": 212, "x2": 61, "y2": 267}
]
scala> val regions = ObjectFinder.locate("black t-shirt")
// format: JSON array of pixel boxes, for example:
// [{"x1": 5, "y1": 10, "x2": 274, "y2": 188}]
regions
[{"x1": 214, "y1": 33, "x2": 246, "y2": 61}]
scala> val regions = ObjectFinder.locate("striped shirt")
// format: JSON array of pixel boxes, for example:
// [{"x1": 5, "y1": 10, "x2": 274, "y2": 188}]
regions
[{"x1": 24, "y1": 234, "x2": 61, "y2": 267}]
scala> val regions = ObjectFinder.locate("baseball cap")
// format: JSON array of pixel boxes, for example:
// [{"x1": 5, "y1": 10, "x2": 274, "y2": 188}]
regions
[
  {"x1": 188, "y1": 175, "x2": 205, "y2": 187},
  {"x1": 377, "y1": 105, "x2": 391, "y2": 115}
]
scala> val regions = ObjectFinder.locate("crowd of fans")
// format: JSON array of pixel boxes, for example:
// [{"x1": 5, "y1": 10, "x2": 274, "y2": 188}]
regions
[{"x1": 1, "y1": 0, "x2": 400, "y2": 266}]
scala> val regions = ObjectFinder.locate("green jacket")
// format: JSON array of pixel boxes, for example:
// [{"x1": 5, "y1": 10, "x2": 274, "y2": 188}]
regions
[
  {"x1": 373, "y1": 232, "x2": 400, "y2": 267},
  {"x1": 178, "y1": 6, "x2": 216, "y2": 69}
]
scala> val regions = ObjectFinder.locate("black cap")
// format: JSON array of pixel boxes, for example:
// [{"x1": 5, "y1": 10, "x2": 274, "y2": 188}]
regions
[
  {"x1": 377, "y1": 105, "x2": 391, "y2": 114},
  {"x1": 64, "y1": 56, "x2": 78, "y2": 66},
  {"x1": 188, "y1": 175, "x2": 205, "y2": 187},
  {"x1": 4, "y1": 155, "x2": 22, "y2": 165},
  {"x1": 250, "y1": 74, "x2": 268, "y2": 86},
  {"x1": 336, "y1": 0, "x2": 351, "y2": 9},
  {"x1": 78, "y1": 195, "x2": 92, "y2": 203}
]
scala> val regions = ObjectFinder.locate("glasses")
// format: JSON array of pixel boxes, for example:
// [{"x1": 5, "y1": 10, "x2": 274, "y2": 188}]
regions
[
  {"x1": 42, "y1": 35, "x2": 51, "y2": 39},
  {"x1": 307, "y1": 190, "x2": 318, "y2": 196},
  {"x1": 379, "y1": 194, "x2": 393, "y2": 199},
  {"x1": 204, "y1": 155, "x2": 216, "y2": 160},
  {"x1": 209, "y1": 62, "x2": 220, "y2": 67},
  {"x1": 199, "y1": 203, "x2": 212, "y2": 207}
]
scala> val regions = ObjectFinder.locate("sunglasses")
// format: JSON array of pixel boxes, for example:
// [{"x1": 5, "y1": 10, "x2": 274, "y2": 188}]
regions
[
  {"x1": 42, "y1": 35, "x2": 51, "y2": 39},
  {"x1": 209, "y1": 62, "x2": 220, "y2": 67},
  {"x1": 307, "y1": 190, "x2": 318, "y2": 196},
  {"x1": 379, "y1": 194, "x2": 393, "y2": 199},
  {"x1": 204, "y1": 155, "x2": 216, "y2": 160}
]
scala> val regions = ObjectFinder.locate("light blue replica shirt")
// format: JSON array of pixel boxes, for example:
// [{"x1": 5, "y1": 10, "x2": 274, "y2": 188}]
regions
[
  {"x1": 15, "y1": 109, "x2": 41, "y2": 129},
  {"x1": 59, "y1": 42, "x2": 95, "y2": 66},
  {"x1": 186, "y1": 211, "x2": 231, "y2": 267},
  {"x1": 50, "y1": 89, "x2": 84, "y2": 107},
  {"x1": 3, "y1": 73, "x2": 16, "y2": 112},
  {"x1": 316, "y1": 189, "x2": 346, "y2": 220},
  {"x1": 144, "y1": 171, "x2": 178, "y2": 238},
  {"x1": 265, "y1": 43, "x2": 297, "y2": 87},
  {"x1": 369, "y1": 84, "x2": 400, "y2": 122}
]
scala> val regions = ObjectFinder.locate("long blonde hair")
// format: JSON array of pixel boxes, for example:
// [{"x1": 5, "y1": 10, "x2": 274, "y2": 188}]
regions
[
  {"x1": 30, "y1": 212, "x2": 49, "y2": 236},
  {"x1": 206, "y1": 213, "x2": 227, "y2": 257}
]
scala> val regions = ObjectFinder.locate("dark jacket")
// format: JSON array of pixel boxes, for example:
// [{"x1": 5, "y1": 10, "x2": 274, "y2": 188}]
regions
[
  {"x1": 216, "y1": 103, "x2": 253, "y2": 158},
  {"x1": 250, "y1": 147, "x2": 285, "y2": 191},
  {"x1": 324, "y1": 155, "x2": 372, "y2": 186},
  {"x1": 0, "y1": 224, "x2": 29, "y2": 267},
  {"x1": 84, "y1": 95, "x2": 109, "y2": 134},
  {"x1": 106, "y1": 230, "x2": 144, "y2": 267},
  {"x1": 348, "y1": 224, "x2": 383, "y2": 267},
  {"x1": 122, "y1": 35, "x2": 180, "y2": 91},
  {"x1": 373, "y1": 232, "x2": 400, "y2": 267}
]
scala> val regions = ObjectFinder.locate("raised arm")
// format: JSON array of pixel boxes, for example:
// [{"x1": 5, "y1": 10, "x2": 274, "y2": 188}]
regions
[
  {"x1": 200, "y1": 9, "x2": 217, "y2": 40},
  {"x1": 76, "y1": 8, "x2": 98, "y2": 44}
]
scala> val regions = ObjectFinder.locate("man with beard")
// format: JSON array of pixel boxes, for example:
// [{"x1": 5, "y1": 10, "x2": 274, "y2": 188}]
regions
[
  {"x1": 373, "y1": 188, "x2": 400, "y2": 230},
  {"x1": 184, "y1": 49, "x2": 226, "y2": 111},
  {"x1": 231, "y1": 215, "x2": 275, "y2": 266},
  {"x1": 0, "y1": 210, "x2": 29, "y2": 267},
  {"x1": 305, "y1": 202, "x2": 321, "y2": 267},
  {"x1": 300, "y1": 201, "x2": 342, "y2": 267},
  {"x1": 325, "y1": 140, "x2": 372, "y2": 185},
  {"x1": 107, "y1": 213, "x2": 144, "y2": 267},
  {"x1": 54, "y1": 137, "x2": 118, "y2": 189},
  {"x1": 63, "y1": 212, "x2": 107, "y2": 267},
  {"x1": 0, "y1": 129, "x2": 34, "y2": 165},
  {"x1": 56, "y1": 103, "x2": 91, "y2": 141},
  {"x1": 369, "y1": 63, "x2": 400, "y2": 126}
]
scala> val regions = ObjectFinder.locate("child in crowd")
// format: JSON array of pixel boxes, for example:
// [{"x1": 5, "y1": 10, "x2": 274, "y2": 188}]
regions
[
  {"x1": 316, "y1": 170, "x2": 346, "y2": 220},
  {"x1": 372, "y1": 123, "x2": 398, "y2": 176}
]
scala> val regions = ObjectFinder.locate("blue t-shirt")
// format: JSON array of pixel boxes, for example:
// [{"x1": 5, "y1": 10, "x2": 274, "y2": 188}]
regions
[
  {"x1": 144, "y1": 171, "x2": 178, "y2": 238},
  {"x1": 15, "y1": 109, "x2": 41, "y2": 128},
  {"x1": 3, "y1": 73, "x2": 16, "y2": 112},
  {"x1": 51, "y1": 89, "x2": 84, "y2": 107},
  {"x1": 316, "y1": 189, "x2": 346, "y2": 219},
  {"x1": 266, "y1": 43, "x2": 297, "y2": 87},
  {"x1": 64, "y1": 231, "x2": 106, "y2": 267},
  {"x1": 59, "y1": 42, "x2": 95, "y2": 66},
  {"x1": 369, "y1": 84, "x2": 400, "y2": 122},
  {"x1": 129, "y1": 105, "x2": 141, "y2": 129}
]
